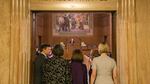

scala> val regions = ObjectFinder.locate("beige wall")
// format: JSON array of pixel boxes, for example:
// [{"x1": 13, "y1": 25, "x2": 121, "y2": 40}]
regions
[
  {"x1": 0, "y1": 0, "x2": 10, "y2": 84},
  {"x1": 136, "y1": 0, "x2": 150, "y2": 83}
]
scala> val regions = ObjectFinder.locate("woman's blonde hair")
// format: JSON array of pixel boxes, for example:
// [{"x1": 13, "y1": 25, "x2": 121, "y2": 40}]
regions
[{"x1": 98, "y1": 43, "x2": 109, "y2": 54}]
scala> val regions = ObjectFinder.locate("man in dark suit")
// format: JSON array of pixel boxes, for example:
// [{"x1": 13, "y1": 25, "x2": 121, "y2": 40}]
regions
[{"x1": 34, "y1": 44, "x2": 51, "y2": 84}]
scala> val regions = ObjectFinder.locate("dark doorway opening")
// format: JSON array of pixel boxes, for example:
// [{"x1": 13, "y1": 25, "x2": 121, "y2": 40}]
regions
[{"x1": 30, "y1": 11, "x2": 116, "y2": 84}]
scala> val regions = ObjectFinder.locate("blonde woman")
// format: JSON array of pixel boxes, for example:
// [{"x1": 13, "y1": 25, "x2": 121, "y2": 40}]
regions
[{"x1": 90, "y1": 43, "x2": 117, "y2": 84}]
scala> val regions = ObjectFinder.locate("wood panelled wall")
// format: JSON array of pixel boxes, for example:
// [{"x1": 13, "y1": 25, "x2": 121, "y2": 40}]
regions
[{"x1": 32, "y1": 12, "x2": 112, "y2": 49}]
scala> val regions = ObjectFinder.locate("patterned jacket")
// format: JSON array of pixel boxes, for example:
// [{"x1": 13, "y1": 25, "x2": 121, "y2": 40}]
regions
[{"x1": 42, "y1": 56, "x2": 72, "y2": 84}]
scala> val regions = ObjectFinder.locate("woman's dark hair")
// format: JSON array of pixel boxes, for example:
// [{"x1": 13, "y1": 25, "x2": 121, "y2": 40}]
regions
[
  {"x1": 71, "y1": 49, "x2": 83, "y2": 62},
  {"x1": 52, "y1": 44, "x2": 64, "y2": 57}
]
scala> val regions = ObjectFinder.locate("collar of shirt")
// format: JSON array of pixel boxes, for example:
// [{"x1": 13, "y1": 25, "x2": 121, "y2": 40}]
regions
[{"x1": 41, "y1": 52, "x2": 48, "y2": 59}]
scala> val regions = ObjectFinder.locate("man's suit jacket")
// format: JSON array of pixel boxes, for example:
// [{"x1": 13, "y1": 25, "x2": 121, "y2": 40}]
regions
[{"x1": 34, "y1": 53, "x2": 47, "y2": 84}]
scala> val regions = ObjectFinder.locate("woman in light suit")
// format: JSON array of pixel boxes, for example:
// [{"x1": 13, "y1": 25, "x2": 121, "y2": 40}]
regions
[{"x1": 90, "y1": 43, "x2": 117, "y2": 84}]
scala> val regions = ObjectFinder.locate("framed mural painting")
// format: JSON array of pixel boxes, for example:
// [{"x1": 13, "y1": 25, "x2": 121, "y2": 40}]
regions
[{"x1": 52, "y1": 12, "x2": 93, "y2": 36}]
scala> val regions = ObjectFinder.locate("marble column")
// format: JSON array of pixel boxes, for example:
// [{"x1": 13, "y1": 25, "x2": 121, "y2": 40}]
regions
[
  {"x1": 117, "y1": 0, "x2": 137, "y2": 84},
  {"x1": 118, "y1": 0, "x2": 150, "y2": 84},
  {"x1": 9, "y1": 0, "x2": 30, "y2": 84}
]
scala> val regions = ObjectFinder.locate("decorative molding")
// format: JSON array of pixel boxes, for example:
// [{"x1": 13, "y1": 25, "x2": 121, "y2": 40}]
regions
[
  {"x1": 30, "y1": 0, "x2": 117, "y2": 11},
  {"x1": 32, "y1": 0, "x2": 110, "y2": 2}
]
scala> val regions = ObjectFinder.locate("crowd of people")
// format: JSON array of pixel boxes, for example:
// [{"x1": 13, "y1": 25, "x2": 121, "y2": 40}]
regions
[{"x1": 34, "y1": 42, "x2": 118, "y2": 84}]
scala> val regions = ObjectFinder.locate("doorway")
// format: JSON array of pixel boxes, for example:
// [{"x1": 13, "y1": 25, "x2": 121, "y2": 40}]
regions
[{"x1": 30, "y1": 11, "x2": 116, "y2": 84}]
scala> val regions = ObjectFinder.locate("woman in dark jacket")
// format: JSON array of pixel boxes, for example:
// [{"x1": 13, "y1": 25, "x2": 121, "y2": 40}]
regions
[
  {"x1": 71, "y1": 49, "x2": 88, "y2": 84},
  {"x1": 42, "y1": 44, "x2": 72, "y2": 84}
]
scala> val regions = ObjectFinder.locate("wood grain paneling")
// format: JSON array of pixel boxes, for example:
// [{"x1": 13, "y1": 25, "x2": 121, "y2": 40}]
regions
[
  {"x1": 31, "y1": 11, "x2": 114, "y2": 61},
  {"x1": 33, "y1": 12, "x2": 113, "y2": 47}
]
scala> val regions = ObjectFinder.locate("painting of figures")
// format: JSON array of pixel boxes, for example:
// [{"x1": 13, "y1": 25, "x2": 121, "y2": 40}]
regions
[{"x1": 52, "y1": 12, "x2": 93, "y2": 36}]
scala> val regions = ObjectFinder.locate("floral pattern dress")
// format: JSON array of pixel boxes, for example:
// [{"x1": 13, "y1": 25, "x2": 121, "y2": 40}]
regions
[{"x1": 42, "y1": 56, "x2": 72, "y2": 84}]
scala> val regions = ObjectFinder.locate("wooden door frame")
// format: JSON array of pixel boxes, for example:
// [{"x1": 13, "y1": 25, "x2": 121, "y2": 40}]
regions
[{"x1": 29, "y1": 1, "x2": 129, "y2": 84}]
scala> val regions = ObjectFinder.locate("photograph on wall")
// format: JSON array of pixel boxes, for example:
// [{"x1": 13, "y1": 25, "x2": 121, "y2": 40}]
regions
[{"x1": 52, "y1": 12, "x2": 93, "y2": 36}]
